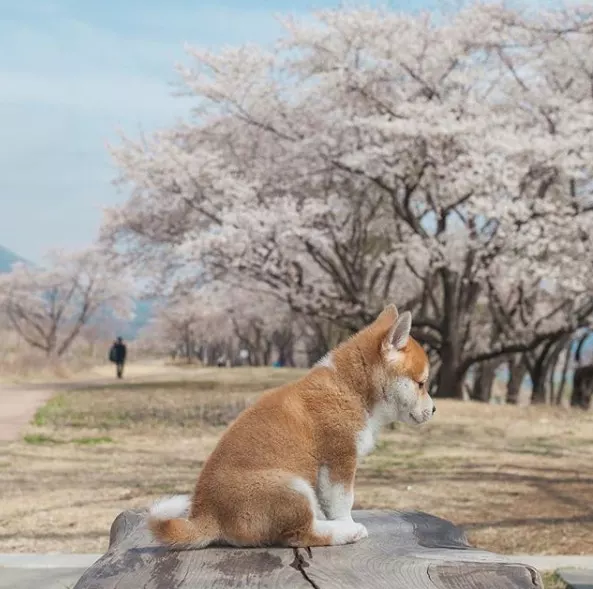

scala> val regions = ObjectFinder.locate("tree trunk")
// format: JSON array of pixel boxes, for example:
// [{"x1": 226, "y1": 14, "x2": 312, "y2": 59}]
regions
[
  {"x1": 529, "y1": 337, "x2": 561, "y2": 404},
  {"x1": 263, "y1": 341, "x2": 272, "y2": 366},
  {"x1": 286, "y1": 340, "x2": 296, "y2": 367},
  {"x1": 572, "y1": 365, "x2": 593, "y2": 409},
  {"x1": 571, "y1": 331, "x2": 593, "y2": 409},
  {"x1": 530, "y1": 367, "x2": 548, "y2": 404},
  {"x1": 506, "y1": 357, "x2": 527, "y2": 405},
  {"x1": 435, "y1": 271, "x2": 464, "y2": 399},
  {"x1": 470, "y1": 360, "x2": 499, "y2": 403},
  {"x1": 546, "y1": 337, "x2": 570, "y2": 405},
  {"x1": 273, "y1": 328, "x2": 295, "y2": 368},
  {"x1": 276, "y1": 339, "x2": 295, "y2": 367},
  {"x1": 182, "y1": 326, "x2": 192, "y2": 363},
  {"x1": 556, "y1": 346, "x2": 572, "y2": 406},
  {"x1": 436, "y1": 342, "x2": 464, "y2": 398}
]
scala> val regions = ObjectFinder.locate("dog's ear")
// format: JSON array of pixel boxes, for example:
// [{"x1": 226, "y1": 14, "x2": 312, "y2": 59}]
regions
[
  {"x1": 381, "y1": 307, "x2": 411, "y2": 352},
  {"x1": 378, "y1": 304, "x2": 398, "y2": 350},
  {"x1": 391, "y1": 312, "x2": 412, "y2": 350}
]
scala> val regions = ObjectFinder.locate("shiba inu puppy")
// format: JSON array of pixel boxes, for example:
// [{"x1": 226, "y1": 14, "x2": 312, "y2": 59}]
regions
[{"x1": 149, "y1": 304, "x2": 434, "y2": 548}]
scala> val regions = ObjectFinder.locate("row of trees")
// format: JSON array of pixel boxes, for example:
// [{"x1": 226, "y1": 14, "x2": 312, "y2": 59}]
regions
[
  {"x1": 138, "y1": 291, "x2": 593, "y2": 406},
  {"x1": 136, "y1": 287, "x2": 349, "y2": 368},
  {"x1": 99, "y1": 2, "x2": 593, "y2": 406}
]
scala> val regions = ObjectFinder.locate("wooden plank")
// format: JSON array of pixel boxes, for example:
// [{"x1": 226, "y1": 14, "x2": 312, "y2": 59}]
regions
[
  {"x1": 75, "y1": 508, "x2": 310, "y2": 589},
  {"x1": 429, "y1": 563, "x2": 543, "y2": 589},
  {"x1": 281, "y1": 511, "x2": 541, "y2": 589},
  {"x1": 74, "y1": 509, "x2": 543, "y2": 589}
]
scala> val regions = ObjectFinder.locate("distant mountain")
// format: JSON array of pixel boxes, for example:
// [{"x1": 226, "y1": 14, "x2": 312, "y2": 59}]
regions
[{"x1": 0, "y1": 245, "x2": 28, "y2": 273}]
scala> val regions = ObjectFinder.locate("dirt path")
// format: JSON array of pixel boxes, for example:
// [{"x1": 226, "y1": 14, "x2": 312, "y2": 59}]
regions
[
  {"x1": 0, "y1": 380, "x2": 116, "y2": 442},
  {"x1": 0, "y1": 385, "x2": 56, "y2": 442},
  {"x1": 0, "y1": 379, "x2": 142, "y2": 443},
  {"x1": 0, "y1": 363, "x2": 218, "y2": 442}
]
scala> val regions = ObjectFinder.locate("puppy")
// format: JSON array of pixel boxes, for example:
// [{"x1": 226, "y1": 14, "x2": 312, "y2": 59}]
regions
[{"x1": 149, "y1": 304, "x2": 434, "y2": 548}]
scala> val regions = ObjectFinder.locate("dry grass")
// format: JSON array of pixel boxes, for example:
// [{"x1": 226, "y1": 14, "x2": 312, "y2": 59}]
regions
[
  {"x1": 356, "y1": 403, "x2": 593, "y2": 556},
  {"x1": 1, "y1": 366, "x2": 592, "y2": 557}
]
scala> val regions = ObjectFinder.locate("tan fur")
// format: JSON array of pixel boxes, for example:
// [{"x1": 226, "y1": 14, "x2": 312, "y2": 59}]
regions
[{"x1": 149, "y1": 304, "x2": 434, "y2": 548}]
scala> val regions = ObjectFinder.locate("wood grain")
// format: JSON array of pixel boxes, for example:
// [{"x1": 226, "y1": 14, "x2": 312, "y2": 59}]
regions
[
  {"x1": 429, "y1": 563, "x2": 543, "y2": 589},
  {"x1": 74, "y1": 509, "x2": 543, "y2": 589}
]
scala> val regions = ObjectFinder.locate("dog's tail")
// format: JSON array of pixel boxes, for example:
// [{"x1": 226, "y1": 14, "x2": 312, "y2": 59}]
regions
[{"x1": 147, "y1": 495, "x2": 218, "y2": 548}]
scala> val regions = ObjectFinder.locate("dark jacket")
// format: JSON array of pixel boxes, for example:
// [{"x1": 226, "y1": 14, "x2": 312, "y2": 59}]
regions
[{"x1": 109, "y1": 342, "x2": 127, "y2": 363}]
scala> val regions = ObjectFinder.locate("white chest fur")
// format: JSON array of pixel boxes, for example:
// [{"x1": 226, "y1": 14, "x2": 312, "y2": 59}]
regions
[{"x1": 355, "y1": 410, "x2": 383, "y2": 458}]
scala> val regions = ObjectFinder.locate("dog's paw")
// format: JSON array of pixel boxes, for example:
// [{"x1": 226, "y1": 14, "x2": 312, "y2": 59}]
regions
[
  {"x1": 351, "y1": 522, "x2": 368, "y2": 542},
  {"x1": 315, "y1": 519, "x2": 369, "y2": 545},
  {"x1": 341, "y1": 522, "x2": 368, "y2": 544}
]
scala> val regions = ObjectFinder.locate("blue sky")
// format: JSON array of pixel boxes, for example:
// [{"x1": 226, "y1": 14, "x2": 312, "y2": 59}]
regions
[{"x1": 0, "y1": 0, "x2": 441, "y2": 262}]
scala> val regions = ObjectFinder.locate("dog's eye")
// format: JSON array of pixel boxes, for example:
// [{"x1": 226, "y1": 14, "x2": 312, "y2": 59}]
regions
[{"x1": 417, "y1": 381, "x2": 425, "y2": 388}]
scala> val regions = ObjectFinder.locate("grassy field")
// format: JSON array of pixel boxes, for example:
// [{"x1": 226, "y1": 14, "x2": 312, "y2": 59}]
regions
[{"x1": 1, "y1": 366, "x2": 592, "y2": 561}]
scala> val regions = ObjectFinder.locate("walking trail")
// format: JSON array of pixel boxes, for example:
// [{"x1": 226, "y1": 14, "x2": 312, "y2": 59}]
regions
[
  {"x1": 0, "y1": 362, "x2": 198, "y2": 442},
  {"x1": 0, "y1": 383, "x2": 56, "y2": 442},
  {"x1": 0, "y1": 378, "x2": 127, "y2": 442}
]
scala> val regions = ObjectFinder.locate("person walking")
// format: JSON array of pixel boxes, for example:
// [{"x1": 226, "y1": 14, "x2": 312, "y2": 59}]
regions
[{"x1": 109, "y1": 337, "x2": 127, "y2": 379}]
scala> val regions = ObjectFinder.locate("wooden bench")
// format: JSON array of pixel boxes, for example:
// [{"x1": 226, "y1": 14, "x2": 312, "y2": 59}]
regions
[{"x1": 74, "y1": 508, "x2": 543, "y2": 588}]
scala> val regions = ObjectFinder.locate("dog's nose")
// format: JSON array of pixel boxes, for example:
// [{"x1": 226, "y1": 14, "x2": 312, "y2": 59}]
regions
[{"x1": 432, "y1": 405, "x2": 436, "y2": 414}]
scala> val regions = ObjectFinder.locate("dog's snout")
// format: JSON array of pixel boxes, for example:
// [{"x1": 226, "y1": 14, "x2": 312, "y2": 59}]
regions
[{"x1": 432, "y1": 405, "x2": 436, "y2": 414}]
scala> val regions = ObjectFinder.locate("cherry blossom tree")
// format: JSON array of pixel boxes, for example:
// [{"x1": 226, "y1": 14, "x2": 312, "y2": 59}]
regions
[
  {"x1": 0, "y1": 248, "x2": 134, "y2": 358},
  {"x1": 138, "y1": 289, "x2": 228, "y2": 363},
  {"x1": 100, "y1": 2, "x2": 593, "y2": 397},
  {"x1": 139, "y1": 301, "x2": 203, "y2": 362},
  {"x1": 139, "y1": 282, "x2": 297, "y2": 366}
]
